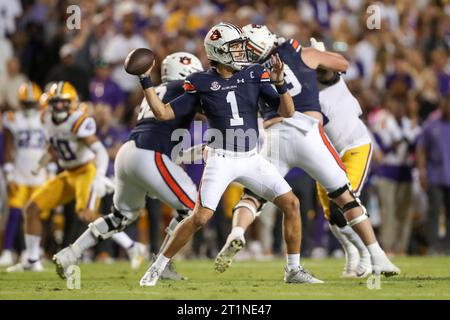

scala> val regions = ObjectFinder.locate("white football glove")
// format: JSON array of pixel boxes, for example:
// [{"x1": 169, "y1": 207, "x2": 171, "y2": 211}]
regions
[
  {"x1": 310, "y1": 37, "x2": 326, "y2": 52},
  {"x1": 174, "y1": 144, "x2": 205, "y2": 165}
]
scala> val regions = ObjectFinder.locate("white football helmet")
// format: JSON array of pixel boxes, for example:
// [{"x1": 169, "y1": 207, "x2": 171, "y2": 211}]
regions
[
  {"x1": 204, "y1": 22, "x2": 251, "y2": 70},
  {"x1": 242, "y1": 24, "x2": 277, "y2": 62},
  {"x1": 161, "y1": 52, "x2": 204, "y2": 82}
]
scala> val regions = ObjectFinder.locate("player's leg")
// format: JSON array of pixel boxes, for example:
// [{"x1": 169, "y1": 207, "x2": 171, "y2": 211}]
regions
[
  {"x1": 0, "y1": 185, "x2": 32, "y2": 266},
  {"x1": 140, "y1": 152, "x2": 235, "y2": 286},
  {"x1": 53, "y1": 143, "x2": 147, "y2": 278},
  {"x1": 214, "y1": 190, "x2": 263, "y2": 273},
  {"x1": 317, "y1": 182, "x2": 360, "y2": 276},
  {"x1": 242, "y1": 156, "x2": 322, "y2": 283},
  {"x1": 7, "y1": 173, "x2": 73, "y2": 272}
]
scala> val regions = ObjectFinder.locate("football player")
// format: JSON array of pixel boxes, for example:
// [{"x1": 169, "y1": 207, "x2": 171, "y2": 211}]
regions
[
  {"x1": 215, "y1": 24, "x2": 399, "y2": 277},
  {"x1": 139, "y1": 22, "x2": 322, "y2": 287},
  {"x1": 0, "y1": 82, "x2": 48, "y2": 266},
  {"x1": 52, "y1": 52, "x2": 204, "y2": 280},
  {"x1": 7, "y1": 81, "x2": 145, "y2": 272}
]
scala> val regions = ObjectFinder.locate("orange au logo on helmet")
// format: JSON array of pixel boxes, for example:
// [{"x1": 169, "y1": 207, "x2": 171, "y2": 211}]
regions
[
  {"x1": 210, "y1": 29, "x2": 222, "y2": 41},
  {"x1": 179, "y1": 57, "x2": 192, "y2": 65}
]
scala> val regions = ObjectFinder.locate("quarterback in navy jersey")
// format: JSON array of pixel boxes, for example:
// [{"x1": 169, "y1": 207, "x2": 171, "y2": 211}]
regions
[
  {"x1": 223, "y1": 24, "x2": 400, "y2": 278},
  {"x1": 140, "y1": 22, "x2": 323, "y2": 286},
  {"x1": 52, "y1": 52, "x2": 204, "y2": 281}
]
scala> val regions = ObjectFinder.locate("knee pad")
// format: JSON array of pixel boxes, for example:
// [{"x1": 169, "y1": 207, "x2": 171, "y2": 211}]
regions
[
  {"x1": 329, "y1": 202, "x2": 347, "y2": 228},
  {"x1": 88, "y1": 207, "x2": 133, "y2": 240},
  {"x1": 233, "y1": 188, "x2": 266, "y2": 219},
  {"x1": 328, "y1": 184, "x2": 369, "y2": 227}
]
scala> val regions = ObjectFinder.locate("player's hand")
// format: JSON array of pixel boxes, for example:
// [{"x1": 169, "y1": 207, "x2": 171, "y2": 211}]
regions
[
  {"x1": 270, "y1": 53, "x2": 284, "y2": 84},
  {"x1": 140, "y1": 60, "x2": 156, "y2": 78},
  {"x1": 310, "y1": 37, "x2": 325, "y2": 52}
]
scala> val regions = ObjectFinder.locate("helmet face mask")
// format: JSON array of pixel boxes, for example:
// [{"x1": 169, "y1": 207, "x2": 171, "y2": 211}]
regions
[
  {"x1": 49, "y1": 98, "x2": 71, "y2": 122},
  {"x1": 242, "y1": 24, "x2": 277, "y2": 62},
  {"x1": 204, "y1": 22, "x2": 252, "y2": 71}
]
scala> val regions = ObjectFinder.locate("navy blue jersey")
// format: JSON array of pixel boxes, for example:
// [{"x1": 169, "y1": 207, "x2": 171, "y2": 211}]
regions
[
  {"x1": 260, "y1": 39, "x2": 321, "y2": 120},
  {"x1": 170, "y1": 64, "x2": 280, "y2": 152},
  {"x1": 129, "y1": 80, "x2": 197, "y2": 156}
]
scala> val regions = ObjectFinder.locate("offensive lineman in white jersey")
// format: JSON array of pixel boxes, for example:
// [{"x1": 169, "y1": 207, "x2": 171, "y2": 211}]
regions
[
  {"x1": 7, "y1": 81, "x2": 145, "y2": 272},
  {"x1": 0, "y1": 82, "x2": 49, "y2": 266}
]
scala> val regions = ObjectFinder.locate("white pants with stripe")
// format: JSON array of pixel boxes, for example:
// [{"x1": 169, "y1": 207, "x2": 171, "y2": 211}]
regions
[
  {"x1": 113, "y1": 140, "x2": 197, "y2": 220},
  {"x1": 261, "y1": 112, "x2": 349, "y2": 193},
  {"x1": 199, "y1": 147, "x2": 292, "y2": 211}
]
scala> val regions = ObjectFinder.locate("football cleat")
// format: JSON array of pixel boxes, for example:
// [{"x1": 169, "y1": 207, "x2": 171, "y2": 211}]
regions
[
  {"x1": 140, "y1": 264, "x2": 161, "y2": 287},
  {"x1": 6, "y1": 260, "x2": 44, "y2": 273},
  {"x1": 372, "y1": 255, "x2": 401, "y2": 277},
  {"x1": 52, "y1": 246, "x2": 79, "y2": 279},
  {"x1": 284, "y1": 266, "x2": 324, "y2": 284},
  {"x1": 214, "y1": 236, "x2": 245, "y2": 273},
  {"x1": 127, "y1": 242, "x2": 147, "y2": 271},
  {"x1": 160, "y1": 260, "x2": 186, "y2": 280}
]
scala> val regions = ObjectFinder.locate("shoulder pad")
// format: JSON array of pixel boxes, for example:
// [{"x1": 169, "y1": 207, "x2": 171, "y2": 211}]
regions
[{"x1": 76, "y1": 116, "x2": 96, "y2": 138}]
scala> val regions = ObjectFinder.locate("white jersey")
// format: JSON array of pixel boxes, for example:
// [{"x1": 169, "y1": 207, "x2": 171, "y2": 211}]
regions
[
  {"x1": 42, "y1": 109, "x2": 96, "y2": 169},
  {"x1": 2, "y1": 109, "x2": 47, "y2": 186},
  {"x1": 319, "y1": 77, "x2": 372, "y2": 155}
]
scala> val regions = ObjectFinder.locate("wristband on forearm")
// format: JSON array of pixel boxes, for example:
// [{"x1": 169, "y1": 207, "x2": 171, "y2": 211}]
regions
[
  {"x1": 139, "y1": 76, "x2": 153, "y2": 90},
  {"x1": 275, "y1": 81, "x2": 288, "y2": 94}
]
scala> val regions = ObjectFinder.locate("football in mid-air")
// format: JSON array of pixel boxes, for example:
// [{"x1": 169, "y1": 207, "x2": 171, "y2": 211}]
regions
[{"x1": 124, "y1": 48, "x2": 155, "y2": 75}]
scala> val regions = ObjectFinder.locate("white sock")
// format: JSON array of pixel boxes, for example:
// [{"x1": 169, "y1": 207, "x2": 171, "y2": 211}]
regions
[
  {"x1": 340, "y1": 225, "x2": 370, "y2": 258},
  {"x1": 228, "y1": 227, "x2": 245, "y2": 242},
  {"x1": 329, "y1": 223, "x2": 355, "y2": 255},
  {"x1": 25, "y1": 234, "x2": 41, "y2": 262},
  {"x1": 367, "y1": 242, "x2": 385, "y2": 257},
  {"x1": 72, "y1": 229, "x2": 98, "y2": 258},
  {"x1": 112, "y1": 232, "x2": 134, "y2": 250},
  {"x1": 154, "y1": 254, "x2": 170, "y2": 272},
  {"x1": 287, "y1": 254, "x2": 300, "y2": 271}
]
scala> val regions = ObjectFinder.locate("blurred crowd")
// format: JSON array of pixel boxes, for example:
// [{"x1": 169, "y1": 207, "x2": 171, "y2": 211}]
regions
[{"x1": 0, "y1": 0, "x2": 449, "y2": 265}]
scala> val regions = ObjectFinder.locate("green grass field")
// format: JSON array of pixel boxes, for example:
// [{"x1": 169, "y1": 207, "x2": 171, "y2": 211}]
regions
[{"x1": 1, "y1": 257, "x2": 450, "y2": 300}]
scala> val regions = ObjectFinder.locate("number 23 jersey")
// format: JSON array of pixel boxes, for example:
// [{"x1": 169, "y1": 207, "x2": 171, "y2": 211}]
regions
[
  {"x1": 3, "y1": 110, "x2": 47, "y2": 185},
  {"x1": 42, "y1": 109, "x2": 96, "y2": 169}
]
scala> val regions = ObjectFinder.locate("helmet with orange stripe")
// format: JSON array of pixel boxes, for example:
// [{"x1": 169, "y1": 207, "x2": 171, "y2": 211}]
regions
[
  {"x1": 17, "y1": 81, "x2": 42, "y2": 111},
  {"x1": 47, "y1": 81, "x2": 79, "y2": 122},
  {"x1": 242, "y1": 24, "x2": 277, "y2": 62}
]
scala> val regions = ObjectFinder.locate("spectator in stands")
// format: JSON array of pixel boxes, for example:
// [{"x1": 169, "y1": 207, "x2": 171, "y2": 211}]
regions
[
  {"x1": 0, "y1": 58, "x2": 27, "y2": 111},
  {"x1": 417, "y1": 94, "x2": 450, "y2": 255}
]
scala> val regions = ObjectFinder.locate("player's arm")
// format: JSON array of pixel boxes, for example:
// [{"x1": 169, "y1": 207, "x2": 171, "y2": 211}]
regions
[
  {"x1": 80, "y1": 134, "x2": 109, "y2": 178},
  {"x1": 138, "y1": 62, "x2": 175, "y2": 121},
  {"x1": 301, "y1": 48, "x2": 348, "y2": 72},
  {"x1": 259, "y1": 55, "x2": 295, "y2": 118}
]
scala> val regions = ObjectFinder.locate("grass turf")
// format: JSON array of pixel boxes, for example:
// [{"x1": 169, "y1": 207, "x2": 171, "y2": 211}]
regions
[{"x1": 1, "y1": 256, "x2": 450, "y2": 300}]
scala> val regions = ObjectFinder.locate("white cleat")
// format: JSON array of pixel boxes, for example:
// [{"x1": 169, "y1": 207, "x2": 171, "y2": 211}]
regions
[
  {"x1": 52, "y1": 246, "x2": 79, "y2": 279},
  {"x1": 372, "y1": 255, "x2": 401, "y2": 277},
  {"x1": 140, "y1": 264, "x2": 161, "y2": 287},
  {"x1": 354, "y1": 253, "x2": 373, "y2": 278},
  {"x1": 284, "y1": 266, "x2": 324, "y2": 284},
  {"x1": 127, "y1": 242, "x2": 147, "y2": 271},
  {"x1": 0, "y1": 250, "x2": 14, "y2": 267},
  {"x1": 6, "y1": 260, "x2": 44, "y2": 273},
  {"x1": 214, "y1": 235, "x2": 245, "y2": 273}
]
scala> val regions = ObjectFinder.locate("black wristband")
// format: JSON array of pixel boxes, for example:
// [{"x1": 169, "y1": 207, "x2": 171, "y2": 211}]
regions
[
  {"x1": 139, "y1": 76, "x2": 153, "y2": 90},
  {"x1": 275, "y1": 82, "x2": 288, "y2": 94}
]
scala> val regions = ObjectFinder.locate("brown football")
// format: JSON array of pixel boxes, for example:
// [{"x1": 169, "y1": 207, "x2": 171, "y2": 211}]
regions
[{"x1": 124, "y1": 48, "x2": 155, "y2": 75}]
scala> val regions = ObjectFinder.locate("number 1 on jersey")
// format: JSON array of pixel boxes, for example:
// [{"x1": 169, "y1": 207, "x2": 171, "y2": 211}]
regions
[{"x1": 226, "y1": 91, "x2": 243, "y2": 126}]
